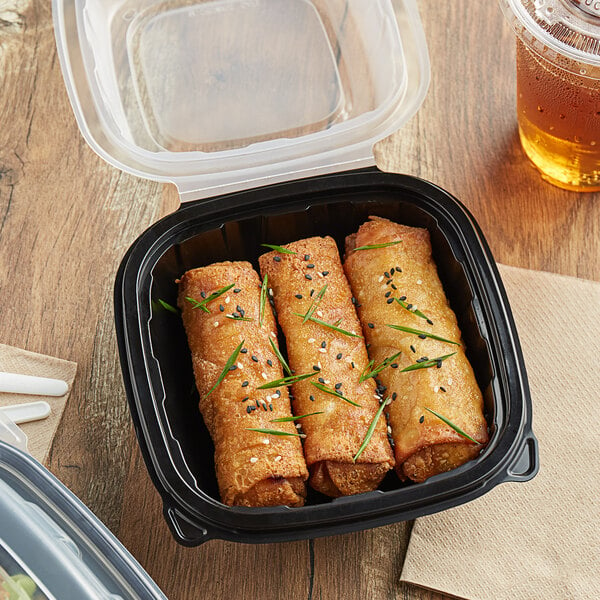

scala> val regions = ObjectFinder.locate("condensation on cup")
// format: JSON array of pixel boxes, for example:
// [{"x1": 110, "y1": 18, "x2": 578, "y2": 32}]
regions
[{"x1": 500, "y1": 0, "x2": 600, "y2": 192}]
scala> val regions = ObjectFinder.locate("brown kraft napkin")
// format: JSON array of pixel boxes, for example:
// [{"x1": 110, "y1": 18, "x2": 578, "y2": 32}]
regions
[
  {"x1": 0, "y1": 344, "x2": 77, "y2": 464},
  {"x1": 400, "y1": 264, "x2": 600, "y2": 600}
]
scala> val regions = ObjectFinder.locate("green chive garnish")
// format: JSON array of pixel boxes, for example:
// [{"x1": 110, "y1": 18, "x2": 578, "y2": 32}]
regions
[
  {"x1": 246, "y1": 428, "x2": 305, "y2": 438},
  {"x1": 353, "y1": 398, "x2": 390, "y2": 462},
  {"x1": 261, "y1": 244, "x2": 297, "y2": 255},
  {"x1": 203, "y1": 340, "x2": 244, "y2": 400},
  {"x1": 259, "y1": 273, "x2": 268, "y2": 327},
  {"x1": 157, "y1": 299, "x2": 178, "y2": 314},
  {"x1": 359, "y1": 351, "x2": 403, "y2": 382},
  {"x1": 269, "y1": 337, "x2": 292, "y2": 376},
  {"x1": 395, "y1": 298, "x2": 431, "y2": 321},
  {"x1": 271, "y1": 412, "x2": 324, "y2": 422},
  {"x1": 292, "y1": 312, "x2": 362, "y2": 338},
  {"x1": 401, "y1": 352, "x2": 456, "y2": 372},
  {"x1": 225, "y1": 315, "x2": 253, "y2": 321},
  {"x1": 424, "y1": 408, "x2": 481, "y2": 444},
  {"x1": 311, "y1": 382, "x2": 361, "y2": 407},
  {"x1": 302, "y1": 284, "x2": 328, "y2": 323},
  {"x1": 257, "y1": 372, "x2": 317, "y2": 390},
  {"x1": 185, "y1": 283, "x2": 236, "y2": 313},
  {"x1": 352, "y1": 241, "x2": 402, "y2": 251},
  {"x1": 385, "y1": 324, "x2": 460, "y2": 345}
]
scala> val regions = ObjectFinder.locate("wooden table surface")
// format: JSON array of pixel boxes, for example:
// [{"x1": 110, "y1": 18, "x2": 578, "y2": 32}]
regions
[{"x1": 1, "y1": 1, "x2": 598, "y2": 599}]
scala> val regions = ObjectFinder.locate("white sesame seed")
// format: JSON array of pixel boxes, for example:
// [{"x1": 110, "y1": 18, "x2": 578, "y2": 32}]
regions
[
  {"x1": 237, "y1": 362, "x2": 243, "y2": 369},
  {"x1": 266, "y1": 395, "x2": 272, "y2": 402},
  {"x1": 268, "y1": 288, "x2": 273, "y2": 296},
  {"x1": 387, "y1": 425, "x2": 392, "y2": 434},
  {"x1": 261, "y1": 372, "x2": 268, "y2": 380},
  {"x1": 262, "y1": 438, "x2": 270, "y2": 445},
  {"x1": 270, "y1": 331, "x2": 277, "y2": 338},
  {"x1": 213, "y1": 321, "x2": 219, "y2": 327},
  {"x1": 316, "y1": 310, "x2": 323, "y2": 317},
  {"x1": 317, "y1": 361, "x2": 322, "y2": 369},
  {"x1": 434, "y1": 386, "x2": 439, "y2": 393},
  {"x1": 324, "y1": 379, "x2": 330, "y2": 385},
  {"x1": 416, "y1": 279, "x2": 422, "y2": 285},
  {"x1": 448, "y1": 377, "x2": 453, "y2": 385},
  {"x1": 250, "y1": 457, "x2": 258, "y2": 463},
  {"x1": 317, "y1": 272, "x2": 324, "y2": 278},
  {"x1": 308, "y1": 338, "x2": 316, "y2": 344},
  {"x1": 225, "y1": 296, "x2": 230, "y2": 304},
  {"x1": 374, "y1": 394, "x2": 380, "y2": 399},
  {"x1": 378, "y1": 275, "x2": 384, "y2": 282},
  {"x1": 318, "y1": 348, "x2": 327, "y2": 354},
  {"x1": 274, "y1": 455, "x2": 282, "y2": 462}
]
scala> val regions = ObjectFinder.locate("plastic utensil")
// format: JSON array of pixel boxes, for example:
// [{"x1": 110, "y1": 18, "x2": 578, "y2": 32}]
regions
[
  {"x1": 0, "y1": 372, "x2": 68, "y2": 397},
  {"x1": 0, "y1": 401, "x2": 51, "y2": 424}
]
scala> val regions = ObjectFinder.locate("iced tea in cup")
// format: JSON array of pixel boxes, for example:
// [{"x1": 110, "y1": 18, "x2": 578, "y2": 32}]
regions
[{"x1": 500, "y1": 0, "x2": 600, "y2": 191}]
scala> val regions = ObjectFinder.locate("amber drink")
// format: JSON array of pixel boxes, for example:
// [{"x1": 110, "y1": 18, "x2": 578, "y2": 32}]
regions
[{"x1": 501, "y1": 0, "x2": 600, "y2": 191}]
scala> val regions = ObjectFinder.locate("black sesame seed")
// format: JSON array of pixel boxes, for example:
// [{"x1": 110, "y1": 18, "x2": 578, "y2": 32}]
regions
[
  {"x1": 366, "y1": 343, "x2": 371, "y2": 348},
  {"x1": 386, "y1": 279, "x2": 392, "y2": 285},
  {"x1": 273, "y1": 256, "x2": 281, "y2": 262},
  {"x1": 200, "y1": 291, "x2": 206, "y2": 299},
  {"x1": 410, "y1": 345, "x2": 416, "y2": 353},
  {"x1": 309, "y1": 395, "x2": 315, "y2": 401},
  {"x1": 307, "y1": 263, "x2": 315, "y2": 269},
  {"x1": 262, "y1": 402, "x2": 268, "y2": 411},
  {"x1": 318, "y1": 377, "x2": 325, "y2": 384},
  {"x1": 440, "y1": 386, "x2": 447, "y2": 393},
  {"x1": 229, "y1": 365, "x2": 237, "y2": 371},
  {"x1": 406, "y1": 304, "x2": 413, "y2": 310},
  {"x1": 334, "y1": 383, "x2": 342, "y2": 390},
  {"x1": 390, "y1": 268, "x2": 395, "y2": 275},
  {"x1": 436, "y1": 360, "x2": 443, "y2": 368},
  {"x1": 368, "y1": 323, "x2": 375, "y2": 329},
  {"x1": 391, "y1": 363, "x2": 398, "y2": 369},
  {"x1": 312, "y1": 365, "x2": 321, "y2": 371},
  {"x1": 310, "y1": 289, "x2": 315, "y2": 296},
  {"x1": 391, "y1": 284, "x2": 397, "y2": 290},
  {"x1": 242, "y1": 396, "x2": 249, "y2": 402},
  {"x1": 305, "y1": 274, "x2": 312, "y2": 280},
  {"x1": 384, "y1": 271, "x2": 390, "y2": 278},
  {"x1": 219, "y1": 304, "x2": 224, "y2": 312},
  {"x1": 246, "y1": 406, "x2": 253, "y2": 414},
  {"x1": 399, "y1": 295, "x2": 407, "y2": 301},
  {"x1": 240, "y1": 348, "x2": 248, "y2": 354},
  {"x1": 392, "y1": 392, "x2": 398, "y2": 401},
  {"x1": 351, "y1": 362, "x2": 355, "y2": 369},
  {"x1": 236, "y1": 305, "x2": 243, "y2": 313},
  {"x1": 419, "y1": 415, "x2": 425, "y2": 423},
  {"x1": 269, "y1": 404, "x2": 273, "y2": 411},
  {"x1": 336, "y1": 353, "x2": 343, "y2": 360},
  {"x1": 267, "y1": 359, "x2": 273, "y2": 367},
  {"x1": 351, "y1": 297, "x2": 357, "y2": 304},
  {"x1": 416, "y1": 358, "x2": 425, "y2": 363},
  {"x1": 386, "y1": 298, "x2": 394, "y2": 304},
  {"x1": 234, "y1": 288, "x2": 241, "y2": 293},
  {"x1": 427, "y1": 319, "x2": 434, "y2": 325},
  {"x1": 251, "y1": 355, "x2": 259, "y2": 362},
  {"x1": 275, "y1": 390, "x2": 281, "y2": 397},
  {"x1": 304, "y1": 254, "x2": 310, "y2": 261},
  {"x1": 242, "y1": 381, "x2": 249, "y2": 387},
  {"x1": 255, "y1": 400, "x2": 260, "y2": 408},
  {"x1": 322, "y1": 271, "x2": 329, "y2": 276},
  {"x1": 295, "y1": 294, "x2": 303, "y2": 299},
  {"x1": 418, "y1": 334, "x2": 427, "y2": 340},
  {"x1": 385, "y1": 291, "x2": 391, "y2": 298},
  {"x1": 231, "y1": 312, "x2": 240, "y2": 318},
  {"x1": 321, "y1": 341, "x2": 326, "y2": 348}
]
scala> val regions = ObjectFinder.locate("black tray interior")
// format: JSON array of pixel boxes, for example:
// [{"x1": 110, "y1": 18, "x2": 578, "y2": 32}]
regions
[{"x1": 145, "y1": 190, "x2": 497, "y2": 507}]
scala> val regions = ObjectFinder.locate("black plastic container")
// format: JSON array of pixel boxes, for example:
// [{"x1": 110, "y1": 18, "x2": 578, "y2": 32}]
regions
[{"x1": 114, "y1": 168, "x2": 538, "y2": 546}]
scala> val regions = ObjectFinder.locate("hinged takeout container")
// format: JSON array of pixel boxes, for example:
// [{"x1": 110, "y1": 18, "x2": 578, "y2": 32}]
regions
[{"x1": 53, "y1": 0, "x2": 538, "y2": 545}]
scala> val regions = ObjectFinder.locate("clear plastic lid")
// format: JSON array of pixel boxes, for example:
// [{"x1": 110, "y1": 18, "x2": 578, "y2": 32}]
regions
[
  {"x1": 52, "y1": 0, "x2": 430, "y2": 201},
  {"x1": 0, "y1": 440, "x2": 166, "y2": 599},
  {"x1": 500, "y1": 0, "x2": 600, "y2": 71}
]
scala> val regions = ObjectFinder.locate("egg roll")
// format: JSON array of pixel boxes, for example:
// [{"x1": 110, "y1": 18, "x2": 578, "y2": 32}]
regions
[
  {"x1": 343, "y1": 217, "x2": 489, "y2": 483},
  {"x1": 259, "y1": 237, "x2": 394, "y2": 497},
  {"x1": 178, "y1": 261, "x2": 308, "y2": 507}
]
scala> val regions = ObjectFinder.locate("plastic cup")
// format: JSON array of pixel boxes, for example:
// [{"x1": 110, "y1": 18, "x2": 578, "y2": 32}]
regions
[{"x1": 500, "y1": 0, "x2": 600, "y2": 191}]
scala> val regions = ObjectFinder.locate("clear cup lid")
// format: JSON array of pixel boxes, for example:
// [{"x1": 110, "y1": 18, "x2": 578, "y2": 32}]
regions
[
  {"x1": 52, "y1": 0, "x2": 430, "y2": 201},
  {"x1": 501, "y1": 0, "x2": 600, "y2": 70}
]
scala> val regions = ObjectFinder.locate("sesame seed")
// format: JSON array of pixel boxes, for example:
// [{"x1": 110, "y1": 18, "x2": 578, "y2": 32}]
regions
[
  {"x1": 309, "y1": 395, "x2": 315, "y2": 401},
  {"x1": 351, "y1": 297, "x2": 357, "y2": 304},
  {"x1": 399, "y1": 295, "x2": 407, "y2": 301},
  {"x1": 240, "y1": 348, "x2": 248, "y2": 354},
  {"x1": 391, "y1": 284, "x2": 397, "y2": 290},
  {"x1": 236, "y1": 305, "x2": 243, "y2": 313},
  {"x1": 378, "y1": 275, "x2": 384, "y2": 283},
  {"x1": 318, "y1": 377, "x2": 325, "y2": 384},
  {"x1": 237, "y1": 362, "x2": 243, "y2": 369},
  {"x1": 396, "y1": 266, "x2": 402, "y2": 272},
  {"x1": 200, "y1": 291, "x2": 206, "y2": 298},
  {"x1": 305, "y1": 274, "x2": 312, "y2": 280},
  {"x1": 308, "y1": 338, "x2": 316, "y2": 344},
  {"x1": 387, "y1": 425, "x2": 392, "y2": 434},
  {"x1": 234, "y1": 288, "x2": 241, "y2": 293},
  {"x1": 255, "y1": 400, "x2": 260, "y2": 408},
  {"x1": 213, "y1": 321, "x2": 219, "y2": 327},
  {"x1": 318, "y1": 348, "x2": 326, "y2": 353},
  {"x1": 274, "y1": 256, "x2": 281, "y2": 262},
  {"x1": 251, "y1": 355, "x2": 259, "y2": 362},
  {"x1": 242, "y1": 381, "x2": 249, "y2": 387},
  {"x1": 410, "y1": 345, "x2": 416, "y2": 353},
  {"x1": 440, "y1": 386, "x2": 447, "y2": 393},
  {"x1": 448, "y1": 377, "x2": 453, "y2": 385},
  {"x1": 368, "y1": 323, "x2": 374, "y2": 329},
  {"x1": 262, "y1": 402, "x2": 268, "y2": 410},
  {"x1": 416, "y1": 279, "x2": 422, "y2": 285},
  {"x1": 386, "y1": 279, "x2": 392, "y2": 285},
  {"x1": 250, "y1": 457, "x2": 258, "y2": 463},
  {"x1": 310, "y1": 289, "x2": 314, "y2": 296},
  {"x1": 307, "y1": 263, "x2": 315, "y2": 269},
  {"x1": 268, "y1": 288, "x2": 273, "y2": 296},
  {"x1": 391, "y1": 363, "x2": 398, "y2": 369},
  {"x1": 312, "y1": 365, "x2": 320, "y2": 371},
  {"x1": 385, "y1": 291, "x2": 391, "y2": 298},
  {"x1": 386, "y1": 298, "x2": 394, "y2": 304},
  {"x1": 351, "y1": 362, "x2": 355, "y2": 369},
  {"x1": 295, "y1": 294, "x2": 303, "y2": 299},
  {"x1": 427, "y1": 319, "x2": 434, "y2": 325},
  {"x1": 320, "y1": 341, "x2": 326, "y2": 348},
  {"x1": 304, "y1": 254, "x2": 310, "y2": 261},
  {"x1": 275, "y1": 455, "x2": 282, "y2": 462},
  {"x1": 263, "y1": 438, "x2": 270, "y2": 445},
  {"x1": 269, "y1": 404, "x2": 273, "y2": 411},
  {"x1": 392, "y1": 392, "x2": 397, "y2": 400},
  {"x1": 322, "y1": 271, "x2": 329, "y2": 276},
  {"x1": 219, "y1": 304, "x2": 224, "y2": 312},
  {"x1": 316, "y1": 310, "x2": 323, "y2": 317},
  {"x1": 418, "y1": 334, "x2": 427, "y2": 340},
  {"x1": 246, "y1": 406, "x2": 253, "y2": 414},
  {"x1": 390, "y1": 268, "x2": 395, "y2": 275},
  {"x1": 267, "y1": 359, "x2": 273, "y2": 366},
  {"x1": 261, "y1": 372, "x2": 268, "y2": 380},
  {"x1": 419, "y1": 415, "x2": 424, "y2": 424},
  {"x1": 242, "y1": 396, "x2": 249, "y2": 402},
  {"x1": 334, "y1": 383, "x2": 342, "y2": 390},
  {"x1": 434, "y1": 386, "x2": 439, "y2": 393},
  {"x1": 225, "y1": 297, "x2": 230, "y2": 304},
  {"x1": 336, "y1": 353, "x2": 342, "y2": 360},
  {"x1": 384, "y1": 271, "x2": 390, "y2": 278}
]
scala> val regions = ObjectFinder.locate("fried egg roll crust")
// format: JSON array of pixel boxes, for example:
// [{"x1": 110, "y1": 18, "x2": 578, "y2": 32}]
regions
[
  {"x1": 178, "y1": 261, "x2": 308, "y2": 507},
  {"x1": 344, "y1": 217, "x2": 489, "y2": 483},
  {"x1": 259, "y1": 237, "x2": 394, "y2": 497}
]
